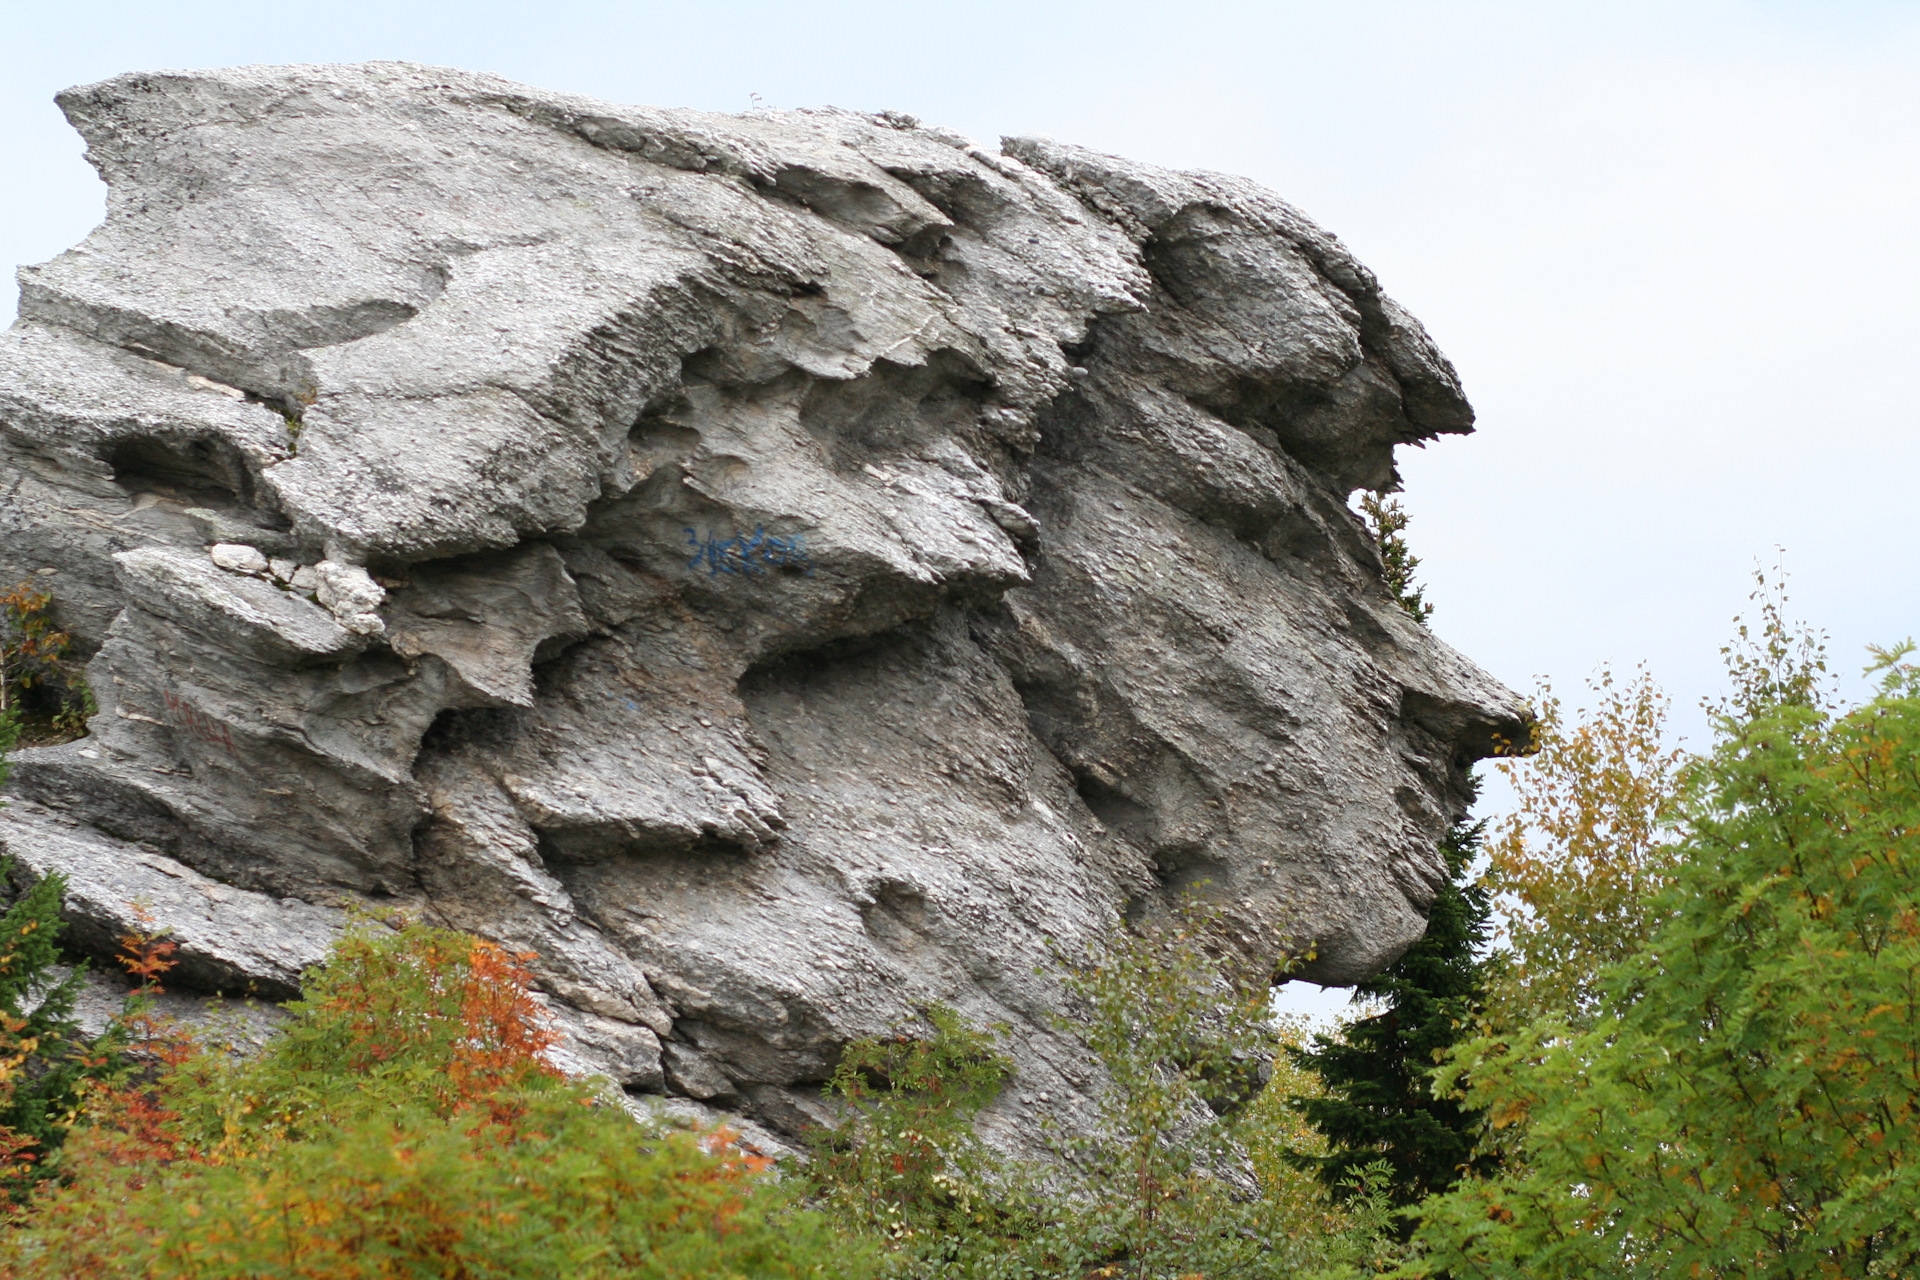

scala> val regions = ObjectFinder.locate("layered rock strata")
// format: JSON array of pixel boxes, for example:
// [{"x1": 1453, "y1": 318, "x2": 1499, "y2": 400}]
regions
[{"x1": 0, "y1": 62, "x2": 1526, "y2": 1140}]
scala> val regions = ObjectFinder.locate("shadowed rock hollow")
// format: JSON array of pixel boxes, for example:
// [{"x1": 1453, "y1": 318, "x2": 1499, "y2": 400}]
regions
[{"x1": 0, "y1": 62, "x2": 1526, "y2": 1143}]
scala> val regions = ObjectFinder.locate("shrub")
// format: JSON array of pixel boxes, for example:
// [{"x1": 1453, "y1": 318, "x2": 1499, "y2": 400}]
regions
[
  {"x1": 2, "y1": 920, "x2": 867, "y2": 1280},
  {"x1": 0, "y1": 585, "x2": 90, "y2": 746},
  {"x1": 9, "y1": 1096, "x2": 855, "y2": 1279},
  {"x1": 156, "y1": 918, "x2": 572, "y2": 1159},
  {"x1": 810, "y1": 911, "x2": 1397, "y2": 1279},
  {"x1": 808, "y1": 1003, "x2": 1028, "y2": 1262}
]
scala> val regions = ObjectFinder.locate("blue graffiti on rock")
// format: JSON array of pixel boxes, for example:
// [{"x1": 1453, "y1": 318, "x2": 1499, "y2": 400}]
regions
[{"x1": 685, "y1": 526, "x2": 814, "y2": 577}]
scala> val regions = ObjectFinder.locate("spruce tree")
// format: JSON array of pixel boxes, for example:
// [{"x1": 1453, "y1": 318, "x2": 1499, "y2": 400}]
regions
[
  {"x1": 1285, "y1": 803, "x2": 1497, "y2": 1234},
  {"x1": 0, "y1": 714, "x2": 107, "y2": 1190},
  {"x1": 0, "y1": 864, "x2": 97, "y2": 1165}
]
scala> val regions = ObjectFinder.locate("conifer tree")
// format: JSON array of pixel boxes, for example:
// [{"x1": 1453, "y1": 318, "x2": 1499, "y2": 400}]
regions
[
  {"x1": 0, "y1": 864, "x2": 96, "y2": 1174},
  {"x1": 1359, "y1": 494, "x2": 1433, "y2": 625},
  {"x1": 1285, "y1": 806, "x2": 1497, "y2": 1234},
  {"x1": 0, "y1": 702, "x2": 105, "y2": 1191}
]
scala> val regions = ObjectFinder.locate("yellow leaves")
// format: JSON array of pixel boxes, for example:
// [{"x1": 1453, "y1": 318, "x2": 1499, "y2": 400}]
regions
[
  {"x1": 1484, "y1": 667, "x2": 1686, "y2": 1032},
  {"x1": 1488, "y1": 1098, "x2": 1531, "y2": 1131}
]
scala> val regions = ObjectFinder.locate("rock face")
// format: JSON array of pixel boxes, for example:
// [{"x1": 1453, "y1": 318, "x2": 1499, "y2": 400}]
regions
[{"x1": 0, "y1": 62, "x2": 1526, "y2": 1140}]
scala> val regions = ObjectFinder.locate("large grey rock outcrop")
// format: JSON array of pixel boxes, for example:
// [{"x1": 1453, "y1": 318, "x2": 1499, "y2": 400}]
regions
[{"x1": 0, "y1": 62, "x2": 1527, "y2": 1138}]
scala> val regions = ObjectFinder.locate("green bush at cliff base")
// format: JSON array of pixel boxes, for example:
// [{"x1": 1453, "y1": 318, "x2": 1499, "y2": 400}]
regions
[
  {"x1": 1407, "y1": 645, "x2": 1920, "y2": 1278},
  {"x1": 5, "y1": 1094, "x2": 853, "y2": 1280},
  {"x1": 809, "y1": 912, "x2": 1400, "y2": 1279},
  {"x1": 0, "y1": 921, "x2": 865, "y2": 1280}
]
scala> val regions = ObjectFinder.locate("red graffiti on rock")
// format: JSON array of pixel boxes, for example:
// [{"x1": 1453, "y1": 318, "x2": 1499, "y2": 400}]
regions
[{"x1": 161, "y1": 689, "x2": 236, "y2": 755}]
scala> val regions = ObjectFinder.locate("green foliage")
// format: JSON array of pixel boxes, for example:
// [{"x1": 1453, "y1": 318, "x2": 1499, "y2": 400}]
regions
[
  {"x1": 1049, "y1": 910, "x2": 1294, "y2": 1277},
  {"x1": 1713, "y1": 560, "x2": 1834, "y2": 724},
  {"x1": 1477, "y1": 571, "x2": 1827, "y2": 1043},
  {"x1": 158, "y1": 919, "x2": 571, "y2": 1158},
  {"x1": 1288, "y1": 807, "x2": 1498, "y2": 1233},
  {"x1": 1408, "y1": 652, "x2": 1920, "y2": 1277},
  {"x1": 2, "y1": 920, "x2": 865, "y2": 1279},
  {"x1": 10, "y1": 1094, "x2": 855, "y2": 1279},
  {"x1": 0, "y1": 710, "x2": 15, "y2": 788},
  {"x1": 810, "y1": 1003, "x2": 1028, "y2": 1262},
  {"x1": 1482, "y1": 667, "x2": 1686, "y2": 1033},
  {"x1": 1359, "y1": 494, "x2": 1433, "y2": 624},
  {"x1": 0, "y1": 585, "x2": 90, "y2": 746},
  {"x1": 812, "y1": 911, "x2": 1399, "y2": 1279},
  {"x1": 0, "y1": 863, "x2": 126, "y2": 1199},
  {"x1": 1245, "y1": 1018, "x2": 1378, "y2": 1243}
]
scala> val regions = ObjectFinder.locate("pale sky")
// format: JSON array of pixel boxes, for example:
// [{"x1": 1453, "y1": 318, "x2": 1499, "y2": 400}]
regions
[{"x1": 4, "y1": 0, "x2": 1917, "y2": 1019}]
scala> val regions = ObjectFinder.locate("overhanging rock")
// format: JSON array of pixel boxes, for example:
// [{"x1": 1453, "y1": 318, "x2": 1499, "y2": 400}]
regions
[{"x1": 0, "y1": 62, "x2": 1528, "y2": 1141}]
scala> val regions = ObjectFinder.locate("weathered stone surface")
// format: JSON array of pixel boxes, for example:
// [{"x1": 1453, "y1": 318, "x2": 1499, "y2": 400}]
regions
[
  {"x1": 0, "y1": 62, "x2": 1527, "y2": 1132},
  {"x1": 0, "y1": 800, "x2": 343, "y2": 998}
]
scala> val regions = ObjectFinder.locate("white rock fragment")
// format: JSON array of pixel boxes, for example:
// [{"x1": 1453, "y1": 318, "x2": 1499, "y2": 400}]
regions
[
  {"x1": 314, "y1": 560, "x2": 387, "y2": 636},
  {"x1": 288, "y1": 565, "x2": 319, "y2": 592},
  {"x1": 314, "y1": 560, "x2": 384, "y2": 613},
  {"x1": 208, "y1": 543, "x2": 270, "y2": 576},
  {"x1": 268, "y1": 558, "x2": 298, "y2": 583},
  {"x1": 184, "y1": 373, "x2": 248, "y2": 400}
]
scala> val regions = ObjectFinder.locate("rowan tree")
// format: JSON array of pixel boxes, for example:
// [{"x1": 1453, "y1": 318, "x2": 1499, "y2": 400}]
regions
[
  {"x1": 4, "y1": 920, "x2": 861, "y2": 1280},
  {"x1": 1479, "y1": 667, "x2": 1686, "y2": 1033},
  {"x1": 1409, "y1": 644, "x2": 1920, "y2": 1277}
]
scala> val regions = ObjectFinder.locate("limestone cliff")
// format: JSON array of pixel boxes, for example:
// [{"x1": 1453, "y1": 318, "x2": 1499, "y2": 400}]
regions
[{"x1": 0, "y1": 62, "x2": 1525, "y2": 1142}]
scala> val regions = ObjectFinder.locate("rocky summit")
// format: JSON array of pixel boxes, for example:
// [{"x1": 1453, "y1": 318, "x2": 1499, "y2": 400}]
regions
[{"x1": 0, "y1": 62, "x2": 1526, "y2": 1145}]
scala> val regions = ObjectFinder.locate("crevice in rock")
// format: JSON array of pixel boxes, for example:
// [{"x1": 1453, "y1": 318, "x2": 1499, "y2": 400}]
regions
[
  {"x1": 1071, "y1": 771, "x2": 1155, "y2": 847},
  {"x1": 106, "y1": 433, "x2": 260, "y2": 508},
  {"x1": 1151, "y1": 850, "x2": 1232, "y2": 898}
]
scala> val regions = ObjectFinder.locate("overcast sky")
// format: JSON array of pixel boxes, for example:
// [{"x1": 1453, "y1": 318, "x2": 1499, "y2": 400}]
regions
[{"x1": 4, "y1": 1, "x2": 1916, "y2": 1015}]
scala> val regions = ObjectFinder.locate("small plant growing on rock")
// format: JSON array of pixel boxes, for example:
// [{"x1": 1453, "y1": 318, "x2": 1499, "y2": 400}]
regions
[
  {"x1": 1358, "y1": 494, "x2": 1433, "y2": 625},
  {"x1": 0, "y1": 584, "x2": 92, "y2": 746}
]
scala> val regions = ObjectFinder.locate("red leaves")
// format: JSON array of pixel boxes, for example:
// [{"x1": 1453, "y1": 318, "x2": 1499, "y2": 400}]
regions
[
  {"x1": 447, "y1": 940, "x2": 563, "y2": 1134},
  {"x1": 451, "y1": 941, "x2": 560, "y2": 1094},
  {"x1": 116, "y1": 927, "x2": 178, "y2": 992},
  {"x1": 64, "y1": 1086, "x2": 189, "y2": 1181}
]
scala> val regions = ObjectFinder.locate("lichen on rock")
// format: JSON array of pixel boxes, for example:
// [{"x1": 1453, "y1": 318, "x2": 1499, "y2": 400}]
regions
[{"x1": 0, "y1": 61, "x2": 1527, "y2": 1142}]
